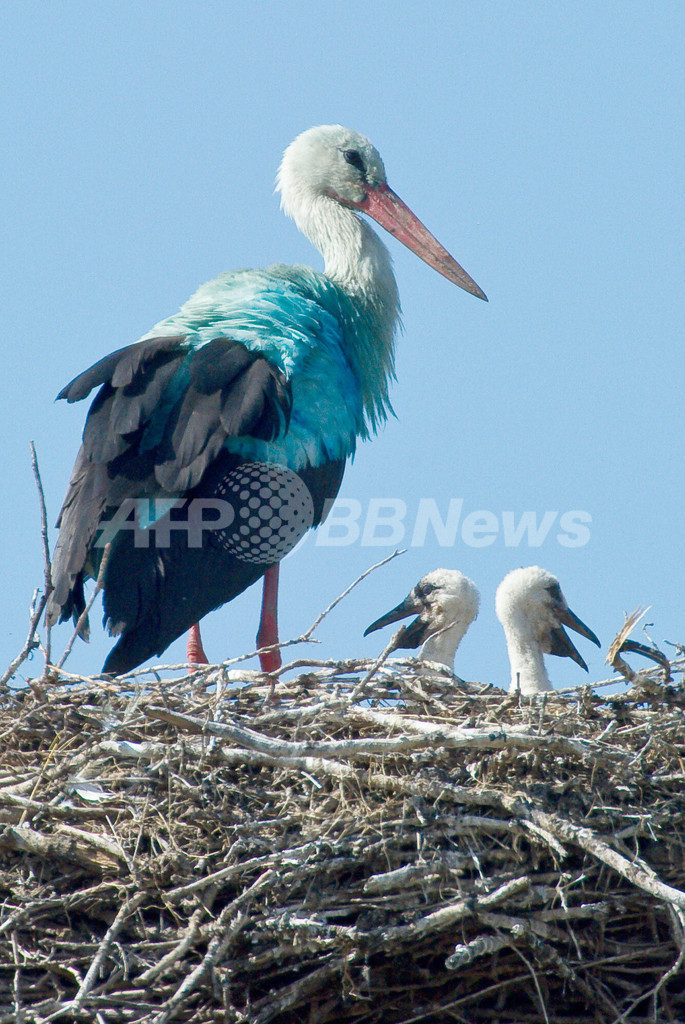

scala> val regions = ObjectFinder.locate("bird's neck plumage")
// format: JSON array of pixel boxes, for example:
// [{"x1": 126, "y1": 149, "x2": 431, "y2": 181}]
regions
[
  {"x1": 420, "y1": 622, "x2": 467, "y2": 670},
  {"x1": 503, "y1": 615, "x2": 552, "y2": 694},
  {"x1": 309, "y1": 199, "x2": 398, "y2": 306},
  {"x1": 292, "y1": 194, "x2": 400, "y2": 433}
]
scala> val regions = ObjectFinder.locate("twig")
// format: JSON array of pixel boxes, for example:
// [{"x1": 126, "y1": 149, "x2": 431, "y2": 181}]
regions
[
  {"x1": 231, "y1": 549, "x2": 407, "y2": 672},
  {"x1": 503, "y1": 795, "x2": 685, "y2": 911},
  {"x1": 136, "y1": 908, "x2": 204, "y2": 985},
  {"x1": 10, "y1": 931, "x2": 21, "y2": 1024},
  {"x1": 509, "y1": 941, "x2": 551, "y2": 1024},
  {"x1": 145, "y1": 705, "x2": 614, "y2": 767},
  {"x1": 152, "y1": 871, "x2": 273, "y2": 1024},
  {"x1": 0, "y1": 445, "x2": 56, "y2": 688},
  {"x1": 445, "y1": 930, "x2": 513, "y2": 969},
  {"x1": 30, "y1": 441, "x2": 54, "y2": 675},
  {"x1": 370, "y1": 876, "x2": 530, "y2": 948},
  {"x1": 299, "y1": 548, "x2": 405, "y2": 641},
  {"x1": 64, "y1": 892, "x2": 146, "y2": 1015},
  {"x1": 0, "y1": 589, "x2": 48, "y2": 688},
  {"x1": 98, "y1": 735, "x2": 359, "y2": 781},
  {"x1": 0, "y1": 823, "x2": 122, "y2": 872},
  {"x1": 345, "y1": 708, "x2": 618, "y2": 761},
  {"x1": 610, "y1": 905, "x2": 685, "y2": 1024},
  {"x1": 57, "y1": 542, "x2": 112, "y2": 669},
  {"x1": 350, "y1": 632, "x2": 400, "y2": 699}
]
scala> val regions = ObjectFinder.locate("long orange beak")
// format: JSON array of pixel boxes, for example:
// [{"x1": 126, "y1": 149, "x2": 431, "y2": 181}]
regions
[{"x1": 357, "y1": 184, "x2": 487, "y2": 300}]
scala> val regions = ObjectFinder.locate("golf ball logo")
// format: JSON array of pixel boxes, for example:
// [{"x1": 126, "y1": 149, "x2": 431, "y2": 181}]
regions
[{"x1": 215, "y1": 463, "x2": 314, "y2": 564}]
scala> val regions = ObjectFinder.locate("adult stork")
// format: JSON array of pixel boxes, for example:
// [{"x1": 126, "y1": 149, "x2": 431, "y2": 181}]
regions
[
  {"x1": 495, "y1": 566, "x2": 600, "y2": 694},
  {"x1": 364, "y1": 569, "x2": 480, "y2": 670},
  {"x1": 46, "y1": 125, "x2": 486, "y2": 675}
]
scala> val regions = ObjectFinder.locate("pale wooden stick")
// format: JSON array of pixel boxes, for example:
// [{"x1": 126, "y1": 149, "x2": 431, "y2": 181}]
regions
[
  {"x1": 57, "y1": 542, "x2": 112, "y2": 669},
  {"x1": 70, "y1": 892, "x2": 146, "y2": 1013},
  {"x1": 0, "y1": 589, "x2": 47, "y2": 688},
  {"x1": 30, "y1": 442, "x2": 54, "y2": 675}
]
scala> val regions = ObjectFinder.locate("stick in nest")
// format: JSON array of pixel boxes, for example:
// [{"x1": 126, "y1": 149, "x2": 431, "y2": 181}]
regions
[
  {"x1": 0, "y1": 444, "x2": 55, "y2": 688},
  {"x1": 57, "y1": 543, "x2": 112, "y2": 671}
]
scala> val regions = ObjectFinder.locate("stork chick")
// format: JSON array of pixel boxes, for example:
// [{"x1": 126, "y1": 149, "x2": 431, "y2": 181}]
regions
[
  {"x1": 495, "y1": 566, "x2": 600, "y2": 694},
  {"x1": 364, "y1": 569, "x2": 480, "y2": 670}
]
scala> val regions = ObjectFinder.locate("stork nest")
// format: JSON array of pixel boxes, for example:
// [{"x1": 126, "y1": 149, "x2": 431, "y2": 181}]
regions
[{"x1": 1, "y1": 651, "x2": 685, "y2": 1024}]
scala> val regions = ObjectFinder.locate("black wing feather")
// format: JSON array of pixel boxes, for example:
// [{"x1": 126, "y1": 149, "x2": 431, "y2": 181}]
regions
[
  {"x1": 153, "y1": 341, "x2": 292, "y2": 492},
  {"x1": 189, "y1": 336, "x2": 256, "y2": 393},
  {"x1": 166, "y1": 389, "x2": 225, "y2": 467},
  {"x1": 220, "y1": 361, "x2": 268, "y2": 436},
  {"x1": 109, "y1": 348, "x2": 186, "y2": 436},
  {"x1": 57, "y1": 348, "x2": 130, "y2": 404},
  {"x1": 110, "y1": 336, "x2": 187, "y2": 388},
  {"x1": 47, "y1": 334, "x2": 297, "y2": 655},
  {"x1": 57, "y1": 336, "x2": 186, "y2": 402}
]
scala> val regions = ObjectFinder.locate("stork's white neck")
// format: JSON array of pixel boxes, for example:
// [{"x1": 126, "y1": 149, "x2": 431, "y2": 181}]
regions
[
  {"x1": 285, "y1": 191, "x2": 399, "y2": 431},
  {"x1": 502, "y1": 612, "x2": 552, "y2": 694},
  {"x1": 420, "y1": 622, "x2": 469, "y2": 670},
  {"x1": 300, "y1": 194, "x2": 399, "y2": 322}
]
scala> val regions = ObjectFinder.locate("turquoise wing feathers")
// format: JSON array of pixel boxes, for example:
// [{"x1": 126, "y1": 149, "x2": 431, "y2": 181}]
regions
[{"x1": 138, "y1": 265, "x2": 393, "y2": 470}]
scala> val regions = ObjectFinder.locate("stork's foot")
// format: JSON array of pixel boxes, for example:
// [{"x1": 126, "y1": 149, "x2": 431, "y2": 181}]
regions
[{"x1": 187, "y1": 623, "x2": 209, "y2": 665}]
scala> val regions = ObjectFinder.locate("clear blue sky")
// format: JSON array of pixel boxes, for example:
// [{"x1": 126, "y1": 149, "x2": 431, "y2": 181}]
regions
[{"x1": 2, "y1": 1, "x2": 683, "y2": 689}]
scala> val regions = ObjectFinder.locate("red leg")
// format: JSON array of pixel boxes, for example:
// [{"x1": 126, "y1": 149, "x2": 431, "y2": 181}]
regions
[
  {"x1": 256, "y1": 564, "x2": 281, "y2": 673},
  {"x1": 187, "y1": 622, "x2": 209, "y2": 664}
]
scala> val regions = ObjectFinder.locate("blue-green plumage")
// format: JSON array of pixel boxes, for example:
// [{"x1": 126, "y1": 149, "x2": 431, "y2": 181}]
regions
[{"x1": 140, "y1": 264, "x2": 394, "y2": 470}]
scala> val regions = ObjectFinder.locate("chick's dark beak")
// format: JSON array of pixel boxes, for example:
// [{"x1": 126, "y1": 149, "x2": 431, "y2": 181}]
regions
[
  {"x1": 364, "y1": 590, "x2": 423, "y2": 637},
  {"x1": 548, "y1": 604, "x2": 601, "y2": 671}
]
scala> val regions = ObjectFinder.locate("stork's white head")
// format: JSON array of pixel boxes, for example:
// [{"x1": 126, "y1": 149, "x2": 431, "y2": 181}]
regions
[
  {"x1": 415, "y1": 569, "x2": 481, "y2": 639},
  {"x1": 495, "y1": 566, "x2": 600, "y2": 694},
  {"x1": 277, "y1": 125, "x2": 388, "y2": 213},
  {"x1": 364, "y1": 568, "x2": 480, "y2": 670},
  {"x1": 276, "y1": 125, "x2": 487, "y2": 300}
]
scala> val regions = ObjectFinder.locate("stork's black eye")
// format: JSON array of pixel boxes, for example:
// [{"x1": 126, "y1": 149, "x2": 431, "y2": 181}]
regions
[{"x1": 343, "y1": 149, "x2": 366, "y2": 174}]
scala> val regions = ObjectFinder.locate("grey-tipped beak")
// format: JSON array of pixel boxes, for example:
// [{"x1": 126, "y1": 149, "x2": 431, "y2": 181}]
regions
[
  {"x1": 558, "y1": 605, "x2": 601, "y2": 649},
  {"x1": 548, "y1": 605, "x2": 600, "y2": 671},
  {"x1": 548, "y1": 626, "x2": 590, "y2": 671},
  {"x1": 364, "y1": 591, "x2": 422, "y2": 637}
]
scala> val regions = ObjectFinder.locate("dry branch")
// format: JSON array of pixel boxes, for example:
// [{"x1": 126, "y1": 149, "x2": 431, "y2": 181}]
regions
[{"x1": 0, "y1": 648, "x2": 683, "y2": 1023}]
